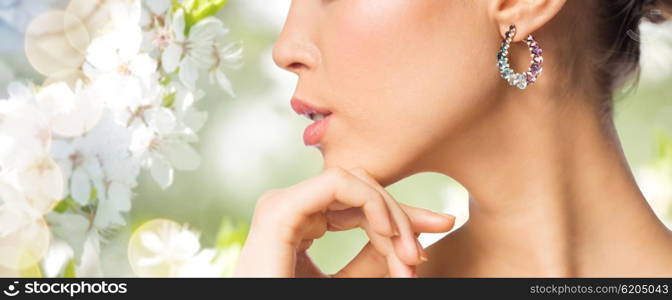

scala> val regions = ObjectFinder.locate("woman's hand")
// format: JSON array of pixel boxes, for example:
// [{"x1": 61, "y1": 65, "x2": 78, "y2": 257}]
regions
[{"x1": 233, "y1": 167, "x2": 455, "y2": 277}]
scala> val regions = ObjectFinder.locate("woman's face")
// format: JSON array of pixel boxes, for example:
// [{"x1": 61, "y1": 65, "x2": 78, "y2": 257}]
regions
[{"x1": 273, "y1": 0, "x2": 505, "y2": 185}]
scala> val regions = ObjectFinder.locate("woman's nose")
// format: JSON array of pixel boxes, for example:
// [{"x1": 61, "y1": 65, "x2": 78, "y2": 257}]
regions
[{"x1": 272, "y1": 1, "x2": 320, "y2": 76}]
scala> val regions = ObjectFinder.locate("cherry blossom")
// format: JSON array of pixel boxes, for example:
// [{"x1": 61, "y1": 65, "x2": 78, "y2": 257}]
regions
[{"x1": 1, "y1": 0, "x2": 240, "y2": 277}]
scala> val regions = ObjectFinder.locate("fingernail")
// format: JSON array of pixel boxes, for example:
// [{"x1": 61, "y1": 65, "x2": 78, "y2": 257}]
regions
[
  {"x1": 392, "y1": 223, "x2": 400, "y2": 237},
  {"x1": 416, "y1": 239, "x2": 428, "y2": 262}
]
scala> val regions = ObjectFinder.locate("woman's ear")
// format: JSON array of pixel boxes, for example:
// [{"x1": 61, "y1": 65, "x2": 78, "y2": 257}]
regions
[{"x1": 488, "y1": 0, "x2": 567, "y2": 40}]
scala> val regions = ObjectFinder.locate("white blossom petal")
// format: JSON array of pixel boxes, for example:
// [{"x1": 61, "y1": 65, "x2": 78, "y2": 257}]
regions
[
  {"x1": 0, "y1": 216, "x2": 50, "y2": 270},
  {"x1": 46, "y1": 212, "x2": 90, "y2": 262},
  {"x1": 173, "y1": 229, "x2": 200, "y2": 258},
  {"x1": 145, "y1": 0, "x2": 171, "y2": 15},
  {"x1": 85, "y1": 36, "x2": 119, "y2": 73},
  {"x1": 130, "y1": 125, "x2": 155, "y2": 157},
  {"x1": 214, "y1": 69, "x2": 235, "y2": 97},
  {"x1": 146, "y1": 107, "x2": 176, "y2": 135},
  {"x1": 150, "y1": 155, "x2": 173, "y2": 189},
  {"x1": 161, "y1": 141, "x2": 200, "y2": 171},
  {"x1": 45, "y1": 83, "x2": 105, "y2": 137},
  {"x1": 75, "y1": 231, "x2": 103, "y2": 277},
  {"x1": 0, "y1": 181, "x2": 33, "y2": 235},
  {"x1": 36, "y1": 82, "x2": 76, "y2": 119},
  {"x1": 129, "y1": 219, "x2": 201, "y2": 276},
  {"x1": 178, "y1": 58, "x2": 198, "y2": 91},
  {"x1": 129, "y1": 53, "x2": 157, "y2": 79},
  {"x1": 139, "y1": 231, "x2": 164, "y2": 253},
  {"x1": 162, "y1": 43, "x2": 182, "y2": 73},
  {"x1": 188, "y1": 17, "x2": 224, "y2": 43},
  {"x1": 172, "y1": 9, "x2": 186, "y2": 42},
  {"x1": 93, "y1": 182, "x2": 132, "y2": 229},
  {"x1": 17, "y1": 155, "x2": 64, "y2": 214},
  {"x1": 70, "y1": 168, "x2": 91, "y2": 205},
  {"x1": 183, "y1": 108, "x2": 208, "y2": 133},
  {"x1": 0, "y1": 101, "x2": 51, "y2": 169},
  {"x1": 117, "y1": 26, "x2": 143, "y2": 63},
  {"x1": 107, "y1": 182, "x2": 132, "y2": 212}
]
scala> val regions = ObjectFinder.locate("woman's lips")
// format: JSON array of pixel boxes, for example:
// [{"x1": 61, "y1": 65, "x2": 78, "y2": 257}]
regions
[
  {"x1": 290, "y1": 98, "x2": 332, "y2": 146},
  {"x1": 302, "y1": 114, "x2": 332, "y2": 146}
]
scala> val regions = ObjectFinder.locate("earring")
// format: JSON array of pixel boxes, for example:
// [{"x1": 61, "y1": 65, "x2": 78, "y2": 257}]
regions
[{"x1": 497, "y1": 25, "x2": 543, "y2": 90}]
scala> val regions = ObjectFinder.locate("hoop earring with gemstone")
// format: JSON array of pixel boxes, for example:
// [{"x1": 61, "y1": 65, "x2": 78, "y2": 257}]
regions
[{"x1": 497, "y1": 25, "x2": 543, "y2": 90}]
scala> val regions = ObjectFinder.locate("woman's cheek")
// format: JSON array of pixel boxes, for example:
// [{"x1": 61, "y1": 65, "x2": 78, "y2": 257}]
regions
[
  {"x1": 321, "y1": 3, "x2": 399, "y2": 87},
  {"x1": 319, "y1": 0, "x2": 472, "y2": 157},
  {"x1": 321, "y1": 0, "x2": 443, "y2": 107}
]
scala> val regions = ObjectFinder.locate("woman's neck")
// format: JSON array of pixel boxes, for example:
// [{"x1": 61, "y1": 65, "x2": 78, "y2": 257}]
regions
[{"x1": 423, "y1": 88, "x2": 672, "y2": 276}]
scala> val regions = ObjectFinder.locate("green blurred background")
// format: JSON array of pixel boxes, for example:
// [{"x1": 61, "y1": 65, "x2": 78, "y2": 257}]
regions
[{"x1": 0, "y1": 0, "x2": 671, "y2": 276}]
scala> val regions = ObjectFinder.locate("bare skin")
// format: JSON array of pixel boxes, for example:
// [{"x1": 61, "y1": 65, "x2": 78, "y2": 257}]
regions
[
  {"x1": 234, "y1": 0, "x2": 672, "y2": 277},
  {"x1": 418, "y1": 74, "x2": 672, "y2": 277}
]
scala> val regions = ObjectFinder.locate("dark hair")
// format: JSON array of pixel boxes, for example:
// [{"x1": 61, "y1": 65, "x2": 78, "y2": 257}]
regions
[{"x1": 596, "y1": 0, "x2": 672, "y2": 95}]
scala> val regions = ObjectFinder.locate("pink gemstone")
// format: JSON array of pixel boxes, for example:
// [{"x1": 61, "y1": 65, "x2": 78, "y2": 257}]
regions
[{"x1": 526, "y1": 72, "x2": 536, "y2": 84}]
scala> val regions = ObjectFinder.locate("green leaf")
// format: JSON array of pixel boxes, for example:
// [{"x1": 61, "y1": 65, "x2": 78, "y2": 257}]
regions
[
  {"x1": 53, "y1": 196, "x2": 79, "y2": 213},
  {"x1": 654, "y1": 130, "x2": 672, "y2": 172},
  {"x1": 214, "y1": 218, "x2": 248, "y2": 248},
  {"x1": 16, "y1": 251, "x2": 43, "y2": 277},
  {"x1": 212, "y1": 218, "x2": 247, "y2": 264},
  {"x1": 655, "y1": 130, "x2": 672, "y2": 158},
  {"x1": 18, "y1": 263, "x2": 42, "y2": 278},
  {"x1": 89, "y1": 187, "x2": 97, "y2": 205},
  {"x1": 190, "y1": 0, "x2": 228, "y2": 21},
  {"x1": 159, "y1": 75, "x2": 172, "y2": 86},
  {"x1": 163, "y1": 92, "x2": 177, "y2": 108},
  {"x1": 63, "y1": 259, "x2": 77, "y2": 278},
  {"x1": 174, "y1": 0, "x2": 229, "y2": 34}
]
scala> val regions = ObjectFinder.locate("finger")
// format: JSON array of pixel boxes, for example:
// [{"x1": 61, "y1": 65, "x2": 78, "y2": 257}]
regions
[
  {"x1": 347, "y1": 168, "x2": 423, "y2": 265},
  {"x1": 325, "y1": 207, "x2": 450, "y2": 275},
  {"x1": 297, "y1": 239, "x2": 314, "y2": 252},
  {"x1": 324, "y1": 210, "x2": 415, "y2": 277},
  {"x1": 358, "y1": 219, "x2": 415, "y2": 277},
  {"x1": 284, "y1": 167, "x2": 398, "y2": 238},
  {"x1": 398, "y1": 203, "x2": 456, "y2": 233},
  {"x1": 326, "y1": 206, "x2": 455, "y2": 233},
  {"x1": 331, "y1": 205, "x2": 456, "y2": 277},
  {"x1": 325, "y1": 208, "x2": 363, "y2": 231},
  {"x1": 333, "y1": 234, "x2": 420, "y2": 278},
  {"x1": 388, "y1": 255, "x2": 417, "y2": 278},
  {"x1": 332, "y1": 241, "x2": 416, "y2": 278},
  {"x1": 301, "y1": 213, "x2": 328, "y2": 240}
]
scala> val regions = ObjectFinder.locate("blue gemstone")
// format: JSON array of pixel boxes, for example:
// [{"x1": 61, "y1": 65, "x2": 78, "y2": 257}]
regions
[{"x1": 515, "y1": 74, "x2": 527, "y2": 89}]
